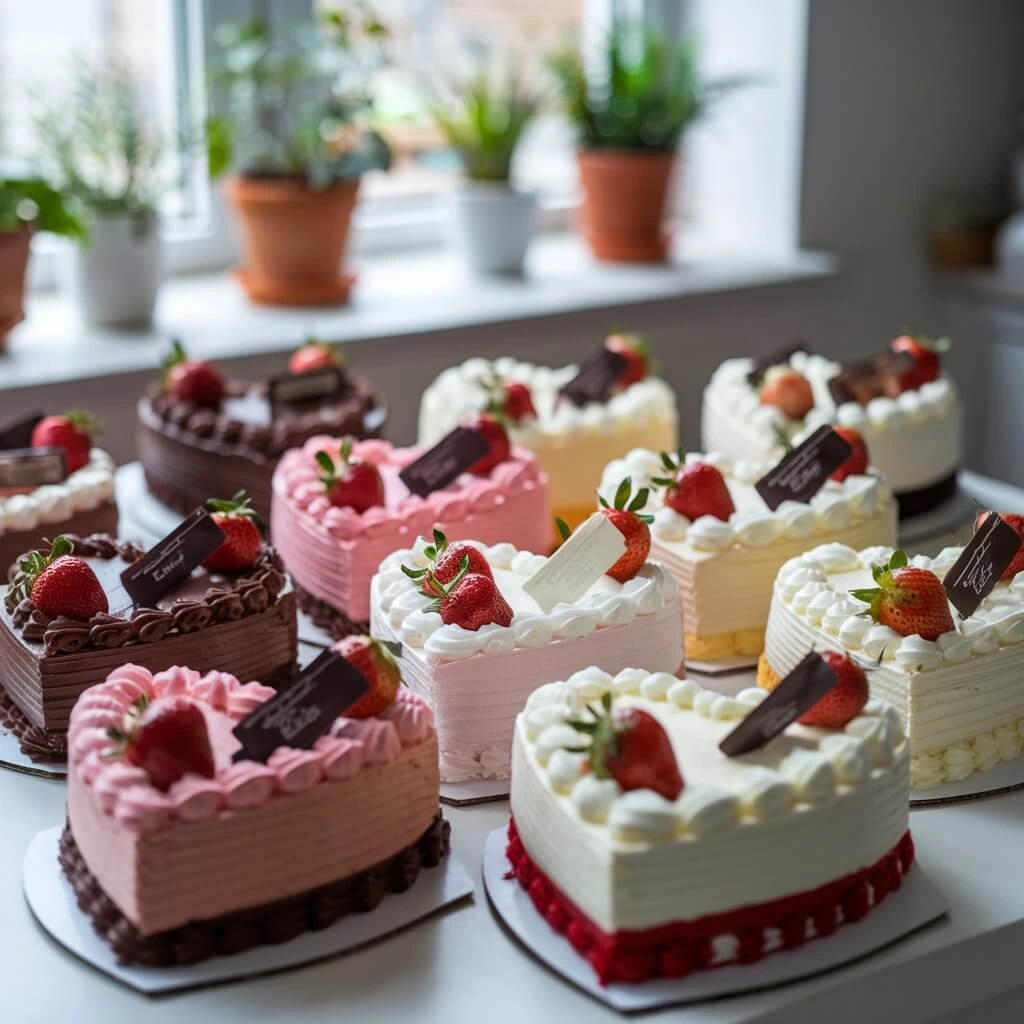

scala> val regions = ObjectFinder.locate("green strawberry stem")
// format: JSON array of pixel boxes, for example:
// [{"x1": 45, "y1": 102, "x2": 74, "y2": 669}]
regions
[
  {"x1": 422, "y1": 553, "x2": 472, "y2": 612},
  {"x1": 161, "y1": 338, "x2": 187, "y2": 377},
  {"x1": 4, "y1": 536, "x2": 75, "y2": 613},
  {"x1": 598, "y1": 476, "x2": 654, "y2": 524},
  {"x1": 400, "y1": 529, "x2": 451, "y2": 581},
  {"x1": 555, "y1": 517, "x2": 572, "y2": 543},
  {"x1": 206, "y1": 489, "x2": 265, "y2": 535},
  {"x1": 63, "y1": 409, "x2": 105, "y2": 437},
  {"x1": 850, "y1": 549, "x2": 910, "y2": 620},
  {"x1": 566, "y1": 692, "x2": 618, "y2": 778}
]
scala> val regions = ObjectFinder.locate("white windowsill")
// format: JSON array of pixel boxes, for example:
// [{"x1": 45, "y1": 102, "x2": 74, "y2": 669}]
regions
[{"x1": 0, "y1": 233, "x2": 837, "y2": 392}]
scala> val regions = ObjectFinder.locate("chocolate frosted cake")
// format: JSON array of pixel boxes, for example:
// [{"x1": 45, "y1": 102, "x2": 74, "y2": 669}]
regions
[
  {"x1": 0, "y1": 533, "x2": 297, "y2": 760},
  {"x1": 138, "y1": 360, "x2": 385, "y2": 521}
]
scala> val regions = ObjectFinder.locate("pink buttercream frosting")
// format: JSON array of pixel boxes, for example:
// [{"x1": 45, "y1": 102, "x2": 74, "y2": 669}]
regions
[{"x1": 67, "y1": 662, "x2": 435, "y2": 832}]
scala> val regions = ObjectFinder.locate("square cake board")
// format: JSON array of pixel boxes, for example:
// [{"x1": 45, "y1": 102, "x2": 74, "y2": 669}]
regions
[
  {"x1": 24, "y1": 825, "x2": 474, "y2": 995},
  {"x1": 482, "y1": 828, "x2": 947, "y2": 1014},
  {"x1": 441, "y1": 778, "x2": 510, "y2": 806}
]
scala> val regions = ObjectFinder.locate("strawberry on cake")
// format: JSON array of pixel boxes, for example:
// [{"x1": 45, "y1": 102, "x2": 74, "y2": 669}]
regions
[
  {"x1": 138, "y1": 339, "x2": 385, "y2": 521},
  {"x1": 61, "y1": 642, "x2": 447, "y2": 965},
  {"x1": 760, "y1": 537, "x2": 1024, "y2": 788},
  {"x1": 271, "y1": 424, "x2": 551, "y2": 637},
  {"x1": 417, "y1": 334, "x2": 679, "y2": 530},
  {"x1": 701, "y1": 335, "x2": 961, "y2": 518},
  {"x1": 370, "y1": 491, "x2": 683, "y2": 782},
  {"x1": 598, "y1": 446, "x2": 897, "y2": 660},
  {"x1": 508, "y1": 664, "x2": 912, "y2": 984}
]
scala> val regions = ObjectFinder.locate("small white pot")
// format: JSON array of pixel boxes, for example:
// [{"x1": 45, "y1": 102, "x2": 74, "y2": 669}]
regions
[
  {"x1": 451, "y1": 183, "x2": 538, "y2": 276},
  {"x1": 67, "y1": 211, "x2": 162, "y2": 327}
]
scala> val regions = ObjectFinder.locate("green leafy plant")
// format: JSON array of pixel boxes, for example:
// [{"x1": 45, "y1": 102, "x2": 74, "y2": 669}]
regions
[
  {"x1": 0, "y1": 177, "x2": 84, "y2": 239},
  {"x1": 206, "y1": 9, "x2": 392, "y2": 188},
  {"x1": 32, "y1": 59, "x2": 166, "y2": 224},
  {"x1": 431, "y1": 65, "x2": 542, "y2": 183},
  {"x1": 549, "y1": 18, "x2": 747, "y2": 151}
]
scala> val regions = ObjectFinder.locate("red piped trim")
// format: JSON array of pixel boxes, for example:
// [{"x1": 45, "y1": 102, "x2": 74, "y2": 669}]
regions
[{"x1": 506, "y1": 818, "x2": 915, "y2": 986}]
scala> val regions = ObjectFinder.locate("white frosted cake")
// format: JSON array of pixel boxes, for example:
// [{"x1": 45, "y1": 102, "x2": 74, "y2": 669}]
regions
[
  {"x1": 418, "y1": 356, "x2": 677, "y2": 529},
  {"x1": 760, "y1": 543, "x2": 1024, "y2": 789},
  {"x1": 508, "y1": 667, "x2": 912, "y2": 984},
  {"x1": 369, "y1": 539, "x2": 683, "y2": 782},
  {"x1": 599, "y1": 449, "x2": 897, "y2": 660},
  {"x1": 702, "y1": 350, "x2": 961, "y2": 516}
]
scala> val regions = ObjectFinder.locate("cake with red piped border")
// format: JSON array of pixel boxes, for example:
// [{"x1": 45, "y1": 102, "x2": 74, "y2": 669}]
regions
[{"x1": 507, "y1": 666, "x2": 912, "y2": 985}]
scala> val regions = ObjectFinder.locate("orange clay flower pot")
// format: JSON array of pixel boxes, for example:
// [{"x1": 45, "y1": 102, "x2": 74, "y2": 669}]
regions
[
  {"x1": 223, "y1": 176, "x2": 360, "y2": 306},
  {"x1": 0, "y1": 225, "x2": 32, "y2": 347},
  {"x1": 577, "y1": 149, "x2": 677, "y2": 263}
]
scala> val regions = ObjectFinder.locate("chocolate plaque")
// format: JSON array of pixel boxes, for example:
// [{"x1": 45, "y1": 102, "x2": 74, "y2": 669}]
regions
[
  {"x1": 943, "y1": 513, "x2": 1022, "y2": 618},
  {"x1": 119, "y1": 508, "x2": 226, "y2": 606},
  {"x1": 827, "y1": 351, "x2": 916, "y2": 406},
  {"x1": 0, "y1": 410, "x2": 43, "y2": 450},
  {"x1": 754, "y1": 426, "x2": 853, "y2": 511},
  {"x1": 719, "y1": 652, "x2": 838, "y2": 756},
  {"x1": 399, "y1": 426, "x2": 489, "y2": 498},
  {"x1": 746, "y1": 342, "x2": 808, "y2": 387},
  {"x1": 232, "y1": 649, "x2": 369, "y2": 762},
  {"x1": 558, "y1": 347, "x2": 628, "y2": 407},
  {"x1": 0, "y1": 447, "x2": 66, "y2": 488},
  {"x1": 268, "y1": 366, "x2": 347, "y2": 407}
]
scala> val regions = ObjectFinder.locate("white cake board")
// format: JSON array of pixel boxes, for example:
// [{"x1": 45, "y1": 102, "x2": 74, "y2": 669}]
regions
[
  {"x1": 482, "y1": 829, "x2": 947, "y2": 1013},
  {"x1": 898, "y1": 486, "x2": 975, "y2": 547},
  {"x1": 441, "y1": 778, "x2": 510, "y2": 806},
  {"x1": 686, "y1": 654, "x2": 759, "y2": 677},
  {"x1": 911, "y1": 756, "x2": 1024, "y2": 807},
  {"x1": 24, "y1": 825, "x2": 474, "y2": 995},
  {"x1": 0, "y1": 727, "x2": 66, "y2": 779},
  {"x1": 114, "y1": 462, "x2": 185, "y2": 545}
]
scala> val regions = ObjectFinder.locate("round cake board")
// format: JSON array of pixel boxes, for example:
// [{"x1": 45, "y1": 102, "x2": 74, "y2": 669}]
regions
[
  {"x1": 910, "y1": 756, "x2": 1024, "y2": 807},
  {"x1": 0, "y1": 727, "x2": 65, "y2": 779},
  {"x1": 898, "y1": 486, "x2": 976, "y2": 548},
  {"x1": 24, "y1": 826, "x2": 474, "y2": 995},
  {"x1": 114, "y1": 462, "x2": 186, "y2": 546},
  {"x1": 482, "y1": 828, "x2": 947, "y2": 1013}
]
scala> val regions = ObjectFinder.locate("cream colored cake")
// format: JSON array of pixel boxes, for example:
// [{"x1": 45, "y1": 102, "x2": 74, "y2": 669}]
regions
[
  {"x1": 760, "y1": 543, "x2": 1024, "y2": 789},
  {"x1": 599, "y1": 449, "x2": 898, "y2": 660}
]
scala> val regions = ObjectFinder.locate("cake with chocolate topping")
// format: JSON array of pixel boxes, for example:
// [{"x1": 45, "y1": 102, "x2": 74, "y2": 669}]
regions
[
  {"x1": 0, "y1": 531, "x2": 297, "y2": 761},
  {"x1": 137, "y1": 339, "x2": 385, "y2": 520}
]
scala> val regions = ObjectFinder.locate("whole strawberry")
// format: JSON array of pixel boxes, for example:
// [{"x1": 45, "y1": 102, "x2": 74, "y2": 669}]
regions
[
  {"x1": 336, "y1": 634, "x2": 401, "y2": 719},
  {"x1": 108, "y1": 695, "x2": 215, "y2": 791},
  {"x1": 31, "y1": 410, "x2": 102, "y2": 474},
  {"x1": 4, "y1": 536, "x2": 107, "y2": 620},
  {"x1": 289, "y1": 336, "x2": 343, "y2": 375},
  {"x1": 203, "y1": 490, "x2": 265, "y2": 572},
  {"x1": 605, "y1": 332, "x2": 650, "y2": 390},
  {"x1": 568, "y1": 692, "x2": 683, "y2": 801},
  {"x1": 402, "y1": 529, "x2": 493, "y2": 595},
  {"x1": 652, "y1": 452, "x2": 735, "y2": 522},
  {"x1": 480, "y1": 373, "x2": 537, "y2": 426},
  {"x1": 851, "y1": 550, "x2": 954, "y2": 640},
  {"x1": 421, "y1": 555, "x2": 513, "y2": 631},
  {"x1": 830, "y1": 427, "x2": 870, "y2": 482},
  {"x1": 798, "y1": 651, "x2": 869, "y2": 729},
  {"x1": 466, "y1": 413, "x2": 511, "y2": 476},
  {"x1": 975, "y1": 511, "x2": 1024, "y2": 581},
  {"x1": 316, "y1": 440, "x2": 385, "y2": 513},
  {"x1": 162, "y1": 339, "x2": 224, "y2": 408},
  {"x1": 760, "y1": 367, "x2": 814, "y2": 420},
  {"x1": 890, "y1": 333, "x2": 950, "y2": 392},
  {"x1": 599, "y1": 477, "x2": 653, "y2": 583}
]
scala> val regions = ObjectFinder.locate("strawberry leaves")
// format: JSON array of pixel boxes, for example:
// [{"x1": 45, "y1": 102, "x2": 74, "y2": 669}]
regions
[
  {"x1": 598, "y1": 476, "x2": 654, "y2": 524},
  {"x1": 206, "y1": 489, "x2": 265, "y2": 535}
]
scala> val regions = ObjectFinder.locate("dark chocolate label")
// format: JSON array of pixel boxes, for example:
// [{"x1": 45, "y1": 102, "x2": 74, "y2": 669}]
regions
[
  {"x1": 754, "y1": 425, "x2": 853, "y2": 511},
  {"x1": 119, "y1": 508, "x2": 226, "y2": 606},
  {"x1": 0, "y1": 410, "x2": 44, "y2": 450},
  {"x1": 943, "y1": 513, "x2": 1022, "y2": 618},
  {"x1": 746, "y1": 343, "x2": 808, "y2": 387},
  {"x1": 0, "y1": 447, "x2": 66, "y2": 487},
  {"x1": 398, "y1": 427, "x2": 489, "y2": 497},
  {"x1": 558, "y1": 348, "x2": 628, "y2": 407},
  {"x1": 827, "y1": 351, "x2": 916, "y2": 406},
  {"x1": 719, "y1": 652, "x2": 838, "y2": 756},
  {"x1": 232, "y1": 649, "x2": 370, "y2": 762},
  {"x1": 269, "y1": 367, "x2": 346, "y2": 407}
]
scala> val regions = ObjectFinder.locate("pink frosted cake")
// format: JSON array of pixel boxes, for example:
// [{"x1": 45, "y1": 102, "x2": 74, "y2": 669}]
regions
[
  {"x1": 62, "y1": 660, "x2": 446, "y2": 966},
  {"x1": 272, "y1": 436, "x2": 551, "y2": 635},
  {"x1": 370, "y1": 537, "x2": 684, "y2": 782}
]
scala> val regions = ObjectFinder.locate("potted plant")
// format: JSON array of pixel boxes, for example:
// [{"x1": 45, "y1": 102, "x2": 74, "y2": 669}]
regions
[
  {"x1": 33, "y1": 60, "x2": 166, "y2": 326},
  {"x1": 432, "y1": 63, "x2": 542, "y2": 276},
  {"x1": 0, "y1": 175, "x2": 84, "y2": 347},
  {"x1": 207, "y1": 11, "x2": 391, "y2": 306},
  {"x1": 550, "y1": 17, "x2": 744, "y2": 263}
]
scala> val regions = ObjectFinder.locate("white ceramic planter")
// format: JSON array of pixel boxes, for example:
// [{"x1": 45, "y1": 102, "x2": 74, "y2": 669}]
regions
[
  {"x1": 451, "y1": 183, "x2": 538, "y2": 276},
  {"x1": 67, "y1": 211, "x2": 162, "y2": 327}
]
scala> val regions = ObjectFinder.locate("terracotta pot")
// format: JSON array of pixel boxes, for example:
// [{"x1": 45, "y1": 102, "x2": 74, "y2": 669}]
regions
[
  {"x1": 577, "y1": 149, "x2": 677, "y2": 263},
  {"x1": 223, "y1": 176, "x2": 360, "y2": 306},
  {"x1": 0, "y1": 226, "x2": 32, "y2": 347}
]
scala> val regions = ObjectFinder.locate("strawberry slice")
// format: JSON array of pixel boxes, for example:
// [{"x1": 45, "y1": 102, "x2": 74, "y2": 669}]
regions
[
  {"x1": 974, "y1": 511, "x2": 1024, "y2": 581},
  {"x1": 597, "y1": 477, "x2": 653, "y2": 582},
  {"x1": 31, "y1": 410, "x2": 102, "y2": 474},
  {"x1": 851, "y1": 549, "x2": 954, "y2": 640},
  {"x1": 798, "y1": 651, "x2": 869, "y2": 728},
  {"x1": 4, "y1": 536, "x2": 107, "y2": 621},
  {"x1": 652, "y1": 451, "x2": 735, "y2": 522},
  {"x1": 316, "y1": 440, "x2": 385, "y2": 513},
  {"x1": 336, "y1": 634, "x2": 401, "y2": 718},
  {"x1": 203, "y1": 490, "x2": 265, "y2": 572},
  {"x1": 402, "y1": 529, "x2": 493, "y2": 596},
  {"x1": 567, "y1": 692, "x2": 683, "y2": 800},
  {"x1": 162, "y1": 338, "x2": 224, "y2": 408}
]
